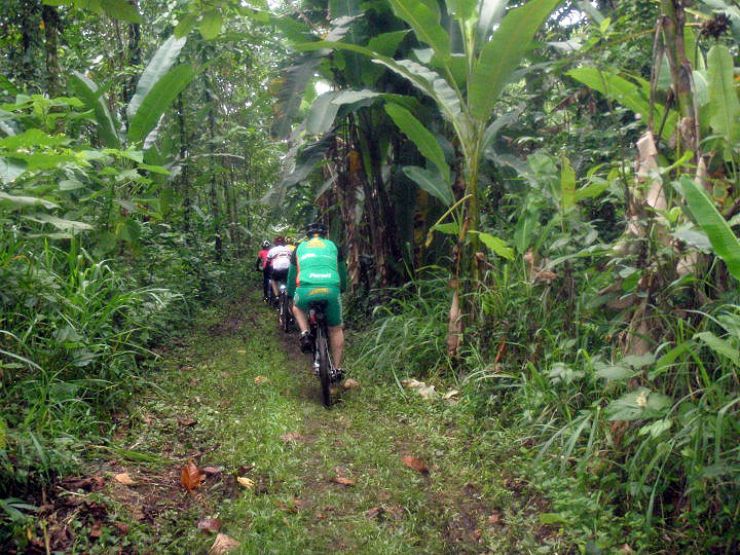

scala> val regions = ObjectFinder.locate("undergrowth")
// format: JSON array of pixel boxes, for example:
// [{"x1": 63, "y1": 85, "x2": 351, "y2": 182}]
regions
[
  {"x1": 355, "y1": 268, "x2": 739, "y2": 553},
  {"x1": 0, "y1": 229, "x2": 250, "y2": 543}
]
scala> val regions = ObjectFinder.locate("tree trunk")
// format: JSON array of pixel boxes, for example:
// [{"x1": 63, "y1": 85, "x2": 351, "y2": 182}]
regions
[
  {"x1": 203, "y1": 66, "x2": 222, "y2": 261},
  {"x1": 176, "y1": 93, "x2": 192, "y2": 236},
  {"x1": 41, "y1": 4, "x2": 61, "y2": 97}
]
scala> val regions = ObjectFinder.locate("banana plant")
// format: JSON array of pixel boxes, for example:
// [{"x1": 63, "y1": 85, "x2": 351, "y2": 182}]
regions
[
  {"x1": 71, "y1": 35, "x2": 196, "y2": 149},
  {"x1": 299, "y1": 0, "x2": 561, "y2": 278},
  {"x1": 299, "y1": 0, "x2": 562, "y2": 354}
]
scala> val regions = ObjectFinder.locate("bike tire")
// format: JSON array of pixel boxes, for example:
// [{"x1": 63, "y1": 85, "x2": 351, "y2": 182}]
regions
[
  {"x1": 281, "y1": 296, "x2": 290, "y2": 333},
  {"x1": 316, "y1": 325, "x2": 332, "y2": 407}
]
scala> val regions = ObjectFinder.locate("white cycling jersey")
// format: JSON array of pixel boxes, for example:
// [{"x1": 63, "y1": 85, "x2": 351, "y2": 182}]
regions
[{"x1": 267, "y1": 245, "x2": 292, "y2": 271}]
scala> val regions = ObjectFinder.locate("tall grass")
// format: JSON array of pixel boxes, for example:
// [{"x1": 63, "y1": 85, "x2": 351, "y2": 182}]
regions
[{"x1": 355, "y1": 262, "x2": 739, "y2": 551}]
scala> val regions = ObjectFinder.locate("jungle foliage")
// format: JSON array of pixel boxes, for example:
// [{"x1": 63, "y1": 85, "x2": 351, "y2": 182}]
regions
[{"x1": 1, "y1": 0, "x2": 738, "y2": 552}]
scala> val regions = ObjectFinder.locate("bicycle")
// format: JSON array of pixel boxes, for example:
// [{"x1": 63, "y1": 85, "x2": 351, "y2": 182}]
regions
[
  {"x1": 308, "y1": 301, "x2": 340, "y2": 407},
  {"x1": 277, "y1": 283, "x2": 293, "y2": 333}
]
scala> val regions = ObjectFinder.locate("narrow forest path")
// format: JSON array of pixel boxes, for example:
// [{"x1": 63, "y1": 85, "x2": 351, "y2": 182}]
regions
[{"x1": 66, "y1": 289, "x2": 570, "y2": 554}]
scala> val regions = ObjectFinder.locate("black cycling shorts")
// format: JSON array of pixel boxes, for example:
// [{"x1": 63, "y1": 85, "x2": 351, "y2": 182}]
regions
[{"x1": 271, "y1": 268, "x2": 288, "y2": 282}]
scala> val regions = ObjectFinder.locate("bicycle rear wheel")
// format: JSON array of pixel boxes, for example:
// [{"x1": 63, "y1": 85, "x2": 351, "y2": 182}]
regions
[
  {"x1": 279, "y1": 294, "x2": 290, "y2": 332},
  {"x1": 315, "y1": 325, "x2": 332, "y2": 407}
]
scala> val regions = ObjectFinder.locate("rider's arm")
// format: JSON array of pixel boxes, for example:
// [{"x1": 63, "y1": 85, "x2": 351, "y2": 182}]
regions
[{"x1": 287, "y1": 249, "x2": 298, "y2": 298}]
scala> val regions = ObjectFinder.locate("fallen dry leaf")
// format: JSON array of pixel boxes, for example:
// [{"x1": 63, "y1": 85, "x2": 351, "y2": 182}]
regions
[
  {"x1": 254, "y1": 375, "x2": 269, "y2": 385},
  {"x1": 365, "y1": 506, "x2": 384, "y2": 520},
  {"x1": 197, "y1": 518, "x2": 222, "y2": 534},
  {"x1": 281, "y1": 432, "x2": 304, "y2": 442},
  {"x1": 202, "y1": 466, "x2": 224, "y2": 476},
  {"x1": 487, "y1": 511, "x2": 502, "y2": 525},
  {"x1": 89, "y1": 521, "x2": 103, "y2": 539},
  {"x1": 178, "y1": 416, "x2": 197, "y2": 427},
  {"x1": 401, "y1": 455, "x2": 429, "y2": 475},
  {"x1": 237, "y1": 476, "x2": 255, "y2": 489},
  {"x1": 114, "y1": 472, "x2": 136, "y2": 486},
  {"x1": 330, "y1": 476, "x2": 356, "y2": 486},
  {"x1": 401, "y1": 378, "x2": 438, "y2": 400},
  {"x1": 181, "y1": 460, "x2": 203, "y2": 491},
  {"x1": 443, "y1": 389, "x2": 459, "y2": 400},
  {"x1": 342, "y1": 378, "x2": 360, "y2": 390},
  {"x1": 209, "y1": 533, "x2": 240, "y2": 555}
]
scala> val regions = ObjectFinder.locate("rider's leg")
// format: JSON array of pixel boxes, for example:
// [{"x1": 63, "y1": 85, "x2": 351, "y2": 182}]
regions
[
  {"x1": 328, "y1": 325, "x2": 344, "y2": 367},
  {"x1": 292, "y1": 304, "x2": 309, "y2": 333},
  {"x1": 270, "y1": 279, "x2": 279, "y2": 298}
]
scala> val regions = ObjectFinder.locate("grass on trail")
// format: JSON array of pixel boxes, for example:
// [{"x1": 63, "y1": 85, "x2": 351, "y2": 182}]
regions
[{"x1": 63, "y1": 290, "x2": 589, "y2": 554}]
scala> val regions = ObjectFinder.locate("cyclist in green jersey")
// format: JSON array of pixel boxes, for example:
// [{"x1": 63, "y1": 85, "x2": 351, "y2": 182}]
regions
[{"x1": 287, "y1": 222, "x2": 348, "y2": 376}]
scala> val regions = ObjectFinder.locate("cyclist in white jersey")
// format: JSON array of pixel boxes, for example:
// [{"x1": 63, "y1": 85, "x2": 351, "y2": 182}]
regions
[{"x1": 266, "y1": 236, "x2": 292, "y2": 301}]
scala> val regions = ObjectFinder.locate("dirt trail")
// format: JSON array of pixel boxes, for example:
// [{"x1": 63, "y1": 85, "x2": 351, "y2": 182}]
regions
[{"x1": 31, "y1": 292, "x2": 561, "y2": 554}]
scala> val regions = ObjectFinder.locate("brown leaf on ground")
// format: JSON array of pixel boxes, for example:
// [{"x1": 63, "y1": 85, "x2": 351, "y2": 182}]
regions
[
  {"x1": 89, "y1": 521, "x2": 103, "y2": 539},
  {"x1": 202, "y1": 466, "x2": 224, "y2": 476},
  {"x1": 209, "y1": 533, "x2": 241, "y2": 554},
  {"x1": 487, "y1": 511, "x2": 502, "y2": 525},
  {"x1": 280, "y1": 432, "x2": 304, "y2": 443},
  {"x1": 113, "y1": 522, "x2": 129, "y2": 535},
  {"x1": 365, "y1": 506, "x2": 384, "y2": 520},
  {"x1": 401, "y1": 455, "x2": 429, "y2": 475},
  {"x1": 114, "y1": 472, "x2": 136, "y2": 486},
  {"x1": 181, "y1": 460, "x2": 203, "y2": 491},
  {"x1": 197, "y1": 518, "x2": 222, "y2": 534},
  {"x1": 178, "y1": 416, "x2": 197, "y2": 427},
  {"x1": 342, "y1": 378, "x2": 360, "y2": 390},
  {"x1": 236, "y1": 476, "x2": 255, "y2": 489},
  {"x1": 254, "y1": 375, "x2": 269, "y2": 385},
  {"x1": 330, "y1": 476, "x2": 356, "y2": 486},
  {"x1": 237, "y1": 464, "x2": 254, "y2": 474}
]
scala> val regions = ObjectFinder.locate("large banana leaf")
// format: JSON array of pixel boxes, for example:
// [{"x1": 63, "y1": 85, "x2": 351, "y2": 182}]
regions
[
  {"x1": 676, "y1": 176, "x2": 740, "y2": 281},
  {"x1": 127, "y1": 65, "x2": 196, "y2": 144},
  {"x1": 388, "y1": 0, "x2": 450, "y2": 60},
  {"x1": 306, "y1": 92, "x2": 342, "y2": 136},
  {"x1": 707, "y1": 44, "x2": 738, "y2": 146},
  {"x1": 70, "y1": 72, "x2": 120, "y2": 148},
  {"x1": 568, "y1": 67, "x2": 677, "y2": 141},
  {"x1": 469, "y1": 0, "x2": 562, "y2": 121},
  {"x1": 403, "y1": 166, "x2": 454, "y2": 206},
  {"x1": 477, "y1": 0, "x2": 507, "y2": 40},
  {"x1": 385, "y1": 103, "x2": 450, "y2": 181},
  {"x1": 127, "y1": 35, "x2": 188, "y2": 121}
]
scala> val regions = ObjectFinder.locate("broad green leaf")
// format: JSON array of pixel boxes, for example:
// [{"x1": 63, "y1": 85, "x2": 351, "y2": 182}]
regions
[
  {"x1": 127, "y1": 35, "x2": 188, "y2": 121},
  {"x1": 403, "y1": 166, "x2": 453, "y2": 206},
  {"x1": 363, "y1": 31, "x2": 409, "y2": 84},
  {"x1": 0, "y1": 192, "x2": 58, "y2": 210},
  {"x1": 694, "y1": 332, "x2": 739, "y2": 366},
  {"x1": 199, "y1": 10, "x2": 223, "y2": 40},
  {"x1": 0, "y1": 158, "x2": 26, "y2": 182},
  {"x1": 100, "y1": 0, "x2": 142, "y2": 23},
  {"x1": 23, "y1": 213, "x2": 93, "y2": 231},
  {"x1": 707, "y1": 44, "x2": 739, "y2": 145},
  {"x1": 331, "y1": 90, "x2": 383, "y2": 105},
  {"x1": 477, "y1": 0, "x2": 507, "y2": 40},
  {"x1": 447, "y1": 0, "x2": 478, "y2": 25},
  {"x1": 607, "y1": 388, "x2": 673, "y2": 421},
  {"x1": 469, "y1": 0, "x2": 562, "y2": 121},
  {"x1": 676, "y1": 176, "x2": 740, "y2": 281},
  {"x1": 70, "y1": 71, "x2": 120, "y2": 148},
  {"x1": 128, "y1": 65, "x2": 196, "y2": 144},
  {"x1": 385, "y1": 103, "x2": 449, "y2": 181},
  {"x1": 175, "y1": 13, "x2": 198, "y2": 38},
  {"x1": 560, "y1": 155, "x2": 575, "y2": 213},
  {"x1": 568, "y1": 67, "x2": 676, "y2": 140},
  {"x1": 595, "y1": 363, "x2": 635, "y2": 381},
  {"x1": 0, "y1": 129, "x2": 68, "y2": 149},
  {"x1": 575, "y1": 181, "x2": 608, "y2": 202},
  {"x1": 298, "y1": 41, "x2": 464, "y2": 126},
  {"x1": 388, "y1": 0, "x2": 450, "y2": 60},
  {"x1": 470, "y1": 231, "x2": 515, "y2": 260},
  {"x1": 432, "y1": 222, "x2": 459, "y2": 235},
  {"x1": 306, "y1": 92, "x2": 341, "y2": 136},
  {"x1": 481, "y1": 111, "x2": 518, "y2": 151},
  {"x1": 671, "y1": 224, "x2": 712, "y2": 252},
  {"x1": 650, "y1": 342, "x2": 692, "y2": 379}
]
